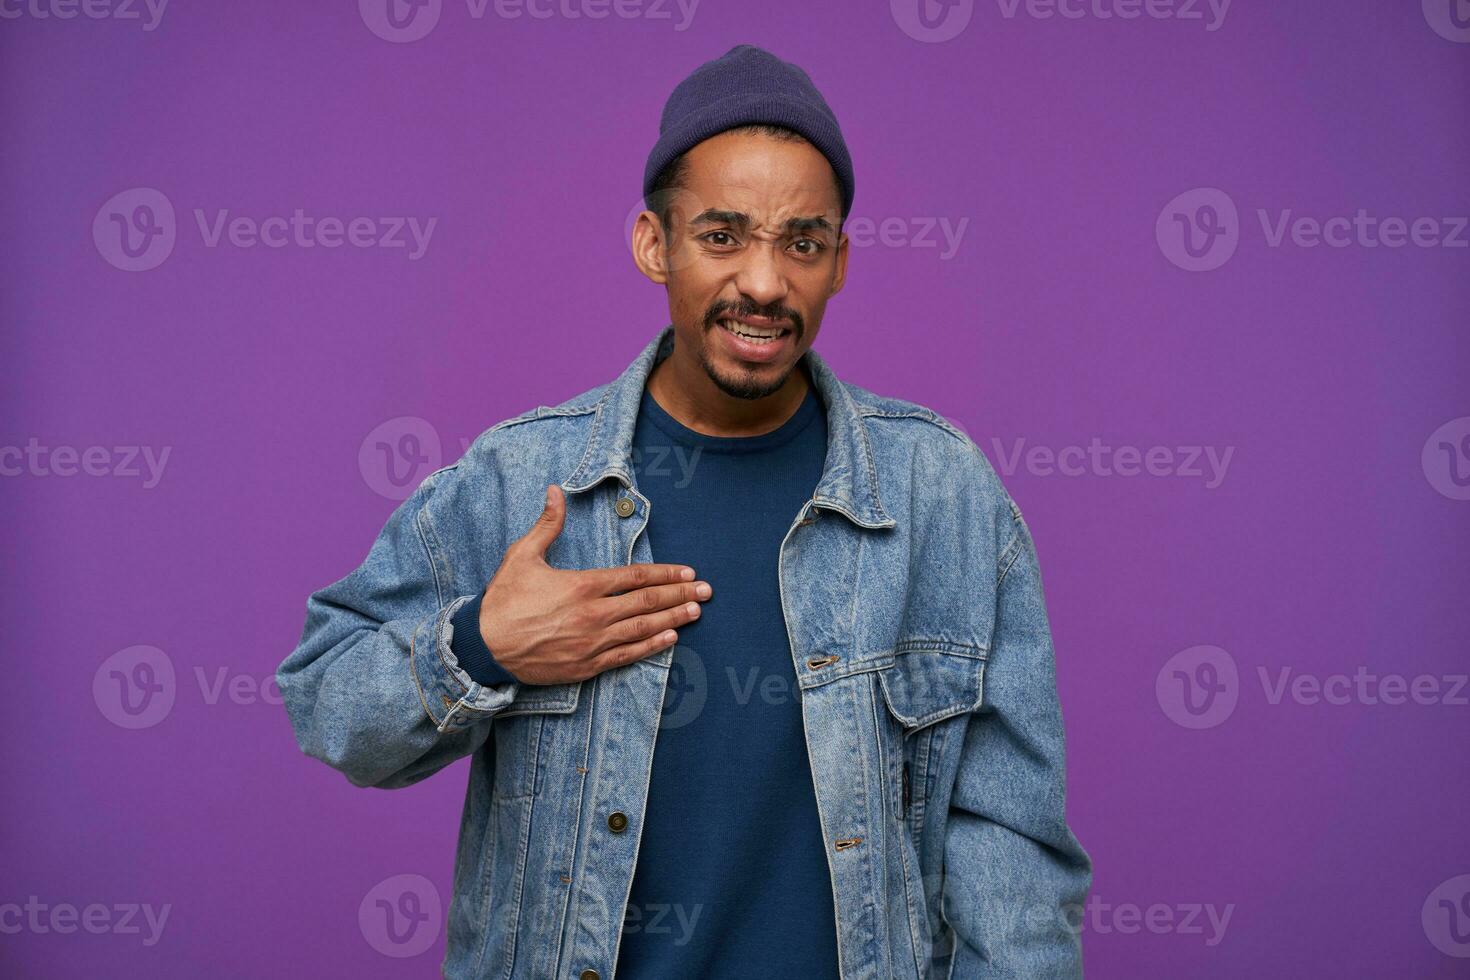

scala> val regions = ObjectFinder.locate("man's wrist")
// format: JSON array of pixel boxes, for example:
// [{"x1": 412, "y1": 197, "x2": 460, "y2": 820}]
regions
[{"x1": 449, "y1": 591, "x2": 518, "y2": 687}]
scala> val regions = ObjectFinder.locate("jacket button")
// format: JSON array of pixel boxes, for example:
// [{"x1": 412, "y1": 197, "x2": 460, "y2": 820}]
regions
[
  {"x1": 607, "y1": 811, "x2": 628, "y2": 833},
  {"x1": 580, "y1": 971, "x2": 600, "y2": 980},
  {"x1": 614, "y1": 497, "x2": 635, "y2": 518}
]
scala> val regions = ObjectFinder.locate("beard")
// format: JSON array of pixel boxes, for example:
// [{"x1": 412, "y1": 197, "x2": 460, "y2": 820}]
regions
[{"x1": 695, "y1": 308, "x2": 804, "y2": 401}]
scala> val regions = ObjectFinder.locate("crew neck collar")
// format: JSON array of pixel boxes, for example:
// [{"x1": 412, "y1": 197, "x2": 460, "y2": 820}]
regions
[{"x1": 638, "y1": 383, "x2": 822, "y2": 454}]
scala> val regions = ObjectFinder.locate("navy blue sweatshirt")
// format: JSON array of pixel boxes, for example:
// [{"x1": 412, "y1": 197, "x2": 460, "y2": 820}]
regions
[{"x1": 451, "y1": 379, "x2": 837, "y2": 977}]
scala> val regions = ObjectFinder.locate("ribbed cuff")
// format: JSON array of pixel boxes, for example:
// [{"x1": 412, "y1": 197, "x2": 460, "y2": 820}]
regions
[{"x1": 449, "y1": 591, "x2": 518, "y2": 687}]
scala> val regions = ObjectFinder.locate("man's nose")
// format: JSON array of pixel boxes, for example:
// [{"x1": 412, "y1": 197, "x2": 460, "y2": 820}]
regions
[{"x1": 731, "y1": 241, "x2": 790, "y2": 310}]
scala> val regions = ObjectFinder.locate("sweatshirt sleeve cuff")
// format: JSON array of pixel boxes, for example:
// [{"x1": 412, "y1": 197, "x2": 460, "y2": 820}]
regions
[{"x1": 449, "y1": 591, "x2": 518, "y2": 687}]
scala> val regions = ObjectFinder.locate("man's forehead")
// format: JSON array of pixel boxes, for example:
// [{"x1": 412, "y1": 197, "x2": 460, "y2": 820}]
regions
[{"x1": 677, "y1": 134, "x2": 842, "y2": 221}]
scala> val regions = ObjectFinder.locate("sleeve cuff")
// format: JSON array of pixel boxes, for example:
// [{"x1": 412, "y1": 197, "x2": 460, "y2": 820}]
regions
[{"x1": 449, "y1": 590, "x2": 518, "y2": 687}]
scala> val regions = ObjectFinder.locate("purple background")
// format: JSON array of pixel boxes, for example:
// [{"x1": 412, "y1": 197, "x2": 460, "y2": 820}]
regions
[{"x1": 3, "y1": 1, "x2": 1468, "y2": 976}]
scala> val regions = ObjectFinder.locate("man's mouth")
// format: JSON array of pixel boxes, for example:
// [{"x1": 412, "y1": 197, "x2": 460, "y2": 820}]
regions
[{"x1": 716, "y1": 318, "x2": 792, "y2": 346}]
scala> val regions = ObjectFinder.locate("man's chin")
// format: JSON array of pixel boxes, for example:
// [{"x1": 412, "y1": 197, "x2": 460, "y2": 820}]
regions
[{"x1": 700, "y1": 349, "x2": 793, "y2": 401}]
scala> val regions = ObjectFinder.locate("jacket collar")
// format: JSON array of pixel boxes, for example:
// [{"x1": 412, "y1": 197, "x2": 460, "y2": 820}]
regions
[{"x1": 563, "y1": 325, "x2": 896, "y2": 530}]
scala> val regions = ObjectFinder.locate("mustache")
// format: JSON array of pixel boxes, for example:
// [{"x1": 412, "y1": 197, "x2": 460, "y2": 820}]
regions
[{"x1": 704, "y1": 304, "x2": 803, "y2": 332}]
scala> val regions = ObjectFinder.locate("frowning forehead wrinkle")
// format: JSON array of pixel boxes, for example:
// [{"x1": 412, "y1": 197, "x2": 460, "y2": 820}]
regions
[{"x1": 689, "y1": 208, "x2": 836, "y2": 239}]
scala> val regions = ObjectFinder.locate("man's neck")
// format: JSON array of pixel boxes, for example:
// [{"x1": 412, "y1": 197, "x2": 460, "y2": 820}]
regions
[{"x1": 646, "y1": 340, "x2": 812, "y2": 439}]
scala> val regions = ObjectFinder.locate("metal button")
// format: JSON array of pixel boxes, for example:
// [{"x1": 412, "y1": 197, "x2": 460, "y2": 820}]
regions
[
  {"x1": 614, "y1": 497, "x2": 635, "y2": 518},
  {"x1": 580, "y1": 971, "x2": 600, "y2": 980},
  {"x1": 607, "y1": 811, "x2": 628, "y2": 833}
]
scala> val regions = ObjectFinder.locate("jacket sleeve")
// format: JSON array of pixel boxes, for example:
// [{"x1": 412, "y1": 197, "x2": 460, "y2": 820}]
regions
[
  {"x1": 276, "y1": 469, "x2": 520, "y2": 789},
  {"x1": 942, "y1": 509, "x2": 1092, "y2": 977}
]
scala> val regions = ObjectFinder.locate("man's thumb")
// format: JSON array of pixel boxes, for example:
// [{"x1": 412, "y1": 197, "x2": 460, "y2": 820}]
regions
[{"x1": 520, "y1": 483, "x2": 566, "y2": 556}]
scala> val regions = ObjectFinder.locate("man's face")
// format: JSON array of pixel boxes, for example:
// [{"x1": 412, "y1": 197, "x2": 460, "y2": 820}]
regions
[{"x1": 633, "y1": 129, "x2": 849, "y2": 401}]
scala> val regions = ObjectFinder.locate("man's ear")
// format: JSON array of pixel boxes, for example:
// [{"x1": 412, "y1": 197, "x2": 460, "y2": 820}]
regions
[
  {"x1": 631, "y1": 210, "x2": 669, "y2": 285},
  {"x1": 828, "y1": 231, "x2": 849, "y2": 297}
]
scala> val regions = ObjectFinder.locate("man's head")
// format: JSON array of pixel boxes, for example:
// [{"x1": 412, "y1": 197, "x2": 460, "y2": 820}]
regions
[{"x1": 632, "y1": 45, "x2": 853, "y2": 404}]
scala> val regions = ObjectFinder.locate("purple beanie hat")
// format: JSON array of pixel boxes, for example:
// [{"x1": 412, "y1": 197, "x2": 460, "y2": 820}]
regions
[{"x1": 643, "y1": 44, "x2": 855, "y2": 220}]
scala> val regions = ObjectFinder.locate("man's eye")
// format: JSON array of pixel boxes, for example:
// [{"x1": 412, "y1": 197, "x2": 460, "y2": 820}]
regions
[
  {"x1": 703, "y1": 231, "x2": 737, "y2": 246},
  {"x1": 792, "y1": 238, "x2": 825, "y2": 255}
]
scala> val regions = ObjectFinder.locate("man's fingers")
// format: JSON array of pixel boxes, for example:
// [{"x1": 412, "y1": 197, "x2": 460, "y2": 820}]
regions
[
  {"x1": 588, "y1": 580, "x2": 712, "y2": 626},
  {"x1": 582, "y1": 561, "x2": 696, "y2": 596},
  {"x1": 591, "y1": 627, "x2": 681, "y2": 674},
  {"x1": 598, "y1": 596, "x2": 704, "y2": 651}
]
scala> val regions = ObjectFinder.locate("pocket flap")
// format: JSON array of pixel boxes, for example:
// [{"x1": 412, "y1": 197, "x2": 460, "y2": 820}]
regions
[
  {"x1": 876, "y1": 639, "x2": 987, "y2": 730},
  {"x1": 497, "y1": 680, "x2": 581, "y2": 717}
]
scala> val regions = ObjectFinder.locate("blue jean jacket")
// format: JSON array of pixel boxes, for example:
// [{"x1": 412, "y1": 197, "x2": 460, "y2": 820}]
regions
[{"x1": 278, "y1": 325, "x2": 1092, "y2": 979}]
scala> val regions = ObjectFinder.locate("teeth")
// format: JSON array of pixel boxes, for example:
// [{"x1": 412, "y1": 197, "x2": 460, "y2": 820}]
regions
[{"x1": 720, "y1": 319, "x2": 788, "y2": 344}]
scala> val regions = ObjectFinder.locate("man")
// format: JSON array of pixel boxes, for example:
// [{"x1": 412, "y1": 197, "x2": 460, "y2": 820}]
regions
[{"x1": 278, "y1": 43, "x2": 1091, "y2": 979}]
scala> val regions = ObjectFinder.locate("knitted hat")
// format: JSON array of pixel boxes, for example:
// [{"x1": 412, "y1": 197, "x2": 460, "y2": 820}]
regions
[{"x1": 643, "y1": 44, "x2": 854, "y2": 221}]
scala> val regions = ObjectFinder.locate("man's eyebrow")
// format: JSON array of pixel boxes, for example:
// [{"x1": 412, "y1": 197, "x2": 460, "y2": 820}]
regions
[{"x1": 689, "y1": 209, "x2": 836, "y2": 236}]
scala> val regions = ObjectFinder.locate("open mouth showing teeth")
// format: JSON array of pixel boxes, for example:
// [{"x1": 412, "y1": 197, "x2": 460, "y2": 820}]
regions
[{"x1": 718, "y1": 319, "x2": 791, "y2": 344}]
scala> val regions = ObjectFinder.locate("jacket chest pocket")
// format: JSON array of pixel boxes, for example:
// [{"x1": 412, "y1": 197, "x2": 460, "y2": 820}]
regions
[
  {"x1": 876, "y1": 639, "x2": 987, "y2": 731},
  {"x1": 873, "y1": 639, "x2": 988, "y2": 824},
  {"x1": 870, "y1": 639, "x2": 987, "y2": 977},
  {"x1": 491, "y1": 682, "x2": 581, "y2": 801}
]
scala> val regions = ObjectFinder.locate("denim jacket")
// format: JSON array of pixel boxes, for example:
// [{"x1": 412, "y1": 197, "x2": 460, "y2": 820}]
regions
[{"x1": 278, "y1": 325, "x2": 1092, "y2": 979}]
